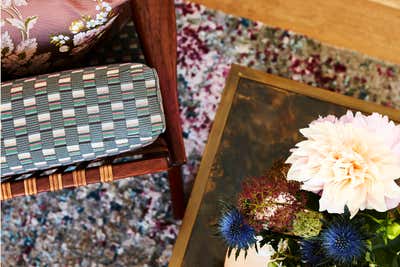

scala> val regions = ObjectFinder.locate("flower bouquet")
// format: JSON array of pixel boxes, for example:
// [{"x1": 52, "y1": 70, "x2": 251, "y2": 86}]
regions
[{"x1": 217, "y1": 111, "x2": 400, "y2": 266}]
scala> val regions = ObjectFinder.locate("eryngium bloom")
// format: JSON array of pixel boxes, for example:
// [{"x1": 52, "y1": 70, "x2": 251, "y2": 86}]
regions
[
  {"x1": 300, "y1": 238, "x2": 325, "y2": 265},
  {"x1": 320, "y1": 217, "x2": 367, "y2": 264},
  {"x1": 218, "y1": 208, "x2": 257, "y2": 250}
]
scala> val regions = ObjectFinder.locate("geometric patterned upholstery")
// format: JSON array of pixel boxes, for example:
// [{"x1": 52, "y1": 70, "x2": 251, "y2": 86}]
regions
[{"x1": 1, "y1": 63, "x2": 165, "y2": 178}]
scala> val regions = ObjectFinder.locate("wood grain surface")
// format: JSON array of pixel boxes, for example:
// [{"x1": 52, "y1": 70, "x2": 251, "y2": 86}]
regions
[
  {"x1": 369, "y1": 0, "x2": 400, "y2": 9},
  {"x1": 131, "y1": 0, "x2": 186, "y2": 164},
  {"x1": 169, "y1": 65, "x2": 399, "y2": 266},
  {"x1": 191, "y1": 0, "x2": 400, "y2": 64}
]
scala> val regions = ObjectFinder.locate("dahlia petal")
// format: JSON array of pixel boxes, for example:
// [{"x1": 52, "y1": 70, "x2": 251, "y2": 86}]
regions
[
  {"x1": 319, "y1": 184, "x2": 346, "y2": 214},
  {"x1": 366, "y1": 180, "x2": 387, "y2": 212},
  {"x1": 385, "y1": 196, "x2": 400, "y2": 210},
  {"x1": 301, "y1": 179, "x2": 324, "y2": 193},
  {"x1": 312, "y1": 114, "x2": 337, "y2": 124},
  {"x1": 346, "y1": 185, "x2": 367, "y2": 217},
  {"x1": 381, "y1": 180, "x2": 400, "y2": 208},
  {"x1": 339, "y1": 110, "x2": 355, "y2": 123}
]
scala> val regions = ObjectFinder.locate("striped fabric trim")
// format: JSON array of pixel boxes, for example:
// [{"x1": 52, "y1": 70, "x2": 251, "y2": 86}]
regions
[
  {"x1": 99, "y1": 165, "x2": 114, "y2": 183},
  {"x1": 72, "y1": 170, "x2": 87, "y2": 187},
  {"x1": 49, "y1": 174, "x2": 63, "y2": 192},
  {"x1": 1, "y1": 183, "x2": 12, "y2": 200},
  {"x1": 23, "y1": 178, "x2": 37, "y2": 196}
]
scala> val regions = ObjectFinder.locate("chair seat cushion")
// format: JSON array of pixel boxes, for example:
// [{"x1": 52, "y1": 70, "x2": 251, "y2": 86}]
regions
[{"x1": 1, "y1": 63, "x2": 166, "y2": 177}]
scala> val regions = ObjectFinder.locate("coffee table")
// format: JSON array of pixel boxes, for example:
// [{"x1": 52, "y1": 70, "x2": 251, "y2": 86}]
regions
[{"x1": 170, "y1": 65, "x2": 399, "y2": 267}]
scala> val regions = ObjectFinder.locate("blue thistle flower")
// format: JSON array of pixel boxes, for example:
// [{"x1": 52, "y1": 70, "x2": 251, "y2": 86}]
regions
[
  {"x1": 218, "y1": 208, "x2": 256, "y2": 250},
  {"x1": 300, "y1": 238, "x2": 325, "y2": 265},
  {"x1": 321, "y1": 218, "x2": 367, "y2": 264}
]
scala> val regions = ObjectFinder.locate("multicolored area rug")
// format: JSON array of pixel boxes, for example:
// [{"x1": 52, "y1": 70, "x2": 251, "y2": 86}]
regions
[{"x1": 2, "y1": 1, "x2": 399, "y2": 266}]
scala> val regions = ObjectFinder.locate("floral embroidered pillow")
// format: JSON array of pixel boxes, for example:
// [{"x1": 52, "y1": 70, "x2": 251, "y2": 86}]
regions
[{"x1": 1, "y1": 0, "x2": 129, "y2": 80}]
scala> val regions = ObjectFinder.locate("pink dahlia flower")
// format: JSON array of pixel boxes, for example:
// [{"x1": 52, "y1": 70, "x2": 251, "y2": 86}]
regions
[{"x1": 286, "y1": 111, "x2": 400, "y2": 217}]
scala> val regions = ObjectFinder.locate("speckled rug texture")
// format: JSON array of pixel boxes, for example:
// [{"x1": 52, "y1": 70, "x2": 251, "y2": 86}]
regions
[{"x1": 2, "y1": 1, "x2": 399, "y2": 266}]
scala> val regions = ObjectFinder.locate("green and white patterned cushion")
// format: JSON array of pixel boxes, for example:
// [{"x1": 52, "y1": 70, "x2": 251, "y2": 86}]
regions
[{"x1": 1, "y1": 63, "x2": 165, "y2": 177}]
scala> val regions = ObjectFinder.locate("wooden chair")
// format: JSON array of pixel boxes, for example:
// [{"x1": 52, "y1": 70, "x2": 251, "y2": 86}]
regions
[{"x1": 0, "y1": 0, "x2": 187, "y2": 219}]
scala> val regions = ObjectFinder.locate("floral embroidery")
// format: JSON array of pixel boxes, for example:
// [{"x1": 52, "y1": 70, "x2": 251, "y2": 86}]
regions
[
  {"x1": 1, "y1": 0, "x2": 51, "y2": 76},
  {"x1": 1, "y1": 0, "x2": 118, "y2": 78},
  {"x1": 50, "y1": 1, "x2": 116, "y2": 54}
]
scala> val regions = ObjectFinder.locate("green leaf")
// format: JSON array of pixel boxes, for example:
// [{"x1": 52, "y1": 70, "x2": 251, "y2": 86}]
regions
[
  {"x1": 371, "y1": 236, "x2": 400, "y2": 267},
  {"x1": 392, "y1": 256, "x2": 399, "y2": 267},
  {"x1": 387, "y1": 222, "x2": 400, "y2": 240}
]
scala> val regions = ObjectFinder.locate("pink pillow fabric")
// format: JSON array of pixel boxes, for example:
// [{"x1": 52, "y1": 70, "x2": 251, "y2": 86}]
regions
[{"x1": 1, "y1": 0, "x2": 129, "y2": 79}]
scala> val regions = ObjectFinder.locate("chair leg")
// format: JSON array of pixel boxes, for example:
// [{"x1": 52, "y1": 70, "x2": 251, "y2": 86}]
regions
[{"x1": 168, "y1": 165, "x2": 186, "y2": 219}]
